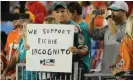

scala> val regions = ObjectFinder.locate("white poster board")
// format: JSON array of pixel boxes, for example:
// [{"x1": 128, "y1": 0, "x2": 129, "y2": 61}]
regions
[{"x1": 26, "y1": 24, "x2": 74, "y2": 73}]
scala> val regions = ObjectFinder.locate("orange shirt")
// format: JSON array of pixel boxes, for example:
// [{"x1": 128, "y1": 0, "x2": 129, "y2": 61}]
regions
[
  {"x1": 85, "y1": 14, "x2": 104, "y2": 27},
  {"x1": 120, "y1": 36, "x2": 133, "y2": 70},
  {"x1": 5, "y1": 28, "x2": 22, "y2": 58}
]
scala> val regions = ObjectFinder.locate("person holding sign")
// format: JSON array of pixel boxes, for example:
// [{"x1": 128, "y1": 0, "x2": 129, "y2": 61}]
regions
[
  {"x1": 52, "y1": 1, "x2": 88, "y2": 61},
  {"x1": 51, "y1": 2, "x2": 88, "y2": 80}
]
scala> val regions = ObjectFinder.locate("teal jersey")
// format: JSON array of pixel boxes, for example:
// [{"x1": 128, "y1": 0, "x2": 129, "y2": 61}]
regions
[
  {"x1": 79, "y1": 22, "x2": 91, "y2": 51},
  {"x1": 18, "y1": 38, "x2": 26, "y2": 62},
  {"x1": 79, "y1": 21, "x2": 91, "y2": 72},
  {"x1": 18, "y1": 38, "x2": 37, "y2": 80},
  {"x1": 67, "y1": 20, "x2": 89, "y2": 64},
  {"x1": 67, "y1": 20, "x2": 88, "y2": 49}
]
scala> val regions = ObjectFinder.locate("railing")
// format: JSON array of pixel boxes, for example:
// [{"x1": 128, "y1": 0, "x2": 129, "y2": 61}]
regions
[
  {"x1": 5, "y1": 63, "x2": 133, "y2": 80},
  {"x1": 84, "y1": 71, "x2": 133, "y2": 80},
  {"x1": 15, "y1": 62, "x2": 82, "y2": 80},
  {"x1": 84, "y1": 73, "x2": 115, "y2": 80}
]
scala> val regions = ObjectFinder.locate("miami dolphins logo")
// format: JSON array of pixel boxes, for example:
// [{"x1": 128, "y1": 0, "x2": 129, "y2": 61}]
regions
[{"x1": 78, "y1": 34, "x2": 85, "y2": 44}]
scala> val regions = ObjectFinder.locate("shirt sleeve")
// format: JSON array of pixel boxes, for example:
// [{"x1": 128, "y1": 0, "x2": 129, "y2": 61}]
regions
[
  {"x1": 92, "y1": 25, "x2": 107, "y2": 40},
  {"x1": 116, "y1": 25, "x2": 126, "y2": 42},
  {"x1": 120, "y1": 39, "x2": 133, "y2": 70},
  {"x1": 77, "y1": 30, "x2": 88, "y2": 51}
]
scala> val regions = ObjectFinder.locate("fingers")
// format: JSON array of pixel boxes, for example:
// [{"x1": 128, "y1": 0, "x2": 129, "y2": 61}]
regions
[
  {"x1": 24, "y1": 44, "x2": 30, "y2": 50},
  {"x1": 101, "y1": 8, "x2": 106, "y2": 15},
  {"x1": 90, "y1": 10, "x2": 97, "y2": 20},
  {"x1": 68, "y1": 46, "x2": 78, "y2": 55},
  {"x1": 92, "y1": 14, "x2": 96, "y2": 19}
]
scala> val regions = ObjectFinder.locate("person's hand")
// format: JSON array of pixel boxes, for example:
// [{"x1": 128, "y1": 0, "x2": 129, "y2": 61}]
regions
[
  {"x1": 91, "y1": 14, "x2": 97, "y2": 20},
  {"x1": 24, "y1": 44, "x2": 30, "y2": 50},
  {"x1": 110, "y1": 64, "x2": 116, "y2": 69},
  {"x1": 90, "y1": 10, "x2": 96, "y2": 20},
  {"x1": 68, "y1": 46, "x2": 79, "y2": 55},
  {"x1": 102, "y1": 8, "x2": 111, "y2": 19},
  {"x1": 10, "y1": 73, "x2": 16, "y2": 80},
  {"x1": 1, "y1": 71, "x2": 6, "y2": 80},
  {"x1": 1, "y1": 75, "x2": 6, "y2": 80}
]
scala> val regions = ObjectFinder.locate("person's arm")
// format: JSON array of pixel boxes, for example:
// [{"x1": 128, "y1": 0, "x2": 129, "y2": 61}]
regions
[
  {"x1": 112, "y1": 54, "x2": 121, "y2": 67},
  {"x1": 104, "y1": 9, "x2": 118, "y2": 36},
  {"x1": 121, "y1": 39, "x2": 133, "y2": 70},
  {"x1": 2, "y1": 38, "x2": 21, "y2": 79},
  {"x1": 2, "y1": 51, "x2": 19, "y2": 78},
  {"x1": 105, "y1": 10, "x2": 125, "y2": 42},
  {"x1": 88, "y1": 13, "x2": 106, "y2": 40},
  {"x1": 88, "y1": 14, "x2": 96, "y2": 35},
  {"x1": 68, "y1": 46, "x2": 88, "y2": 56},
  {"x1": 107, "y1": 18, "x2": 117, "y2": 35}
]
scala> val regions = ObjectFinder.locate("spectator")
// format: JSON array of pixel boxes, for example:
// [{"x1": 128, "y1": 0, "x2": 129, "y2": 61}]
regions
[
  {"x1": 5, "y1": 10, "x2": 35, "y2": 60},
  {"x1": 51, "y1": 2, "x2": 88, "y2": 79},
  {"x1": 89, "y1": 1, "x2": 128, "y2": 73},
  {"x1": 85, "y1": 1, "x2": 107, "y2": 72},
  {"x1": 12, "y1": 6, "x2": 20, "y2": 14},
  {"x1": 0, "y1": 52, "x2": 8, "y2": 74},
  {"x1": 111, "y1": 14, "x2": 133, "y2": 74},
  {"x1": 25, "y1": 1, "x2": 47, "y2": 24},
  {"x1": 5, "y1": 20, "x2": 23, "y2": 60},
  {"x1": 120, "y1": 14, "x2": 133, "y2": 71},
  {"x1": 52, "y1": 1, "x2": 88, "y2": 61},
  {"x1": 1, "y1": 19, "x2": 33, "y2": 80},
  {"x1": 67, "y1": 1, "x2": 91, "y2": 73},
  {"x1": 85, "y1": 1, "x2": 107, "y2": 27}
]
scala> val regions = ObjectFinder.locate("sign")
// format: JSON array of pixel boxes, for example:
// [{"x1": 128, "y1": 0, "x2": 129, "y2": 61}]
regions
[{"x1": 26, "y1": 24, "x2": 74, "y2": 73}]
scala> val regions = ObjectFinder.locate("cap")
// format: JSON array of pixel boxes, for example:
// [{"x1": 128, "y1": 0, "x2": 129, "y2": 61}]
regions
[
  {"x1": 25, "y1": 11, "x2": 35, "y2": 22},
  {"x1": 52, "y1": 2, "x2": 67, "y2": 10},
  {"x1": 110, "y1": 1, "x2": 128, "y2": 12}
]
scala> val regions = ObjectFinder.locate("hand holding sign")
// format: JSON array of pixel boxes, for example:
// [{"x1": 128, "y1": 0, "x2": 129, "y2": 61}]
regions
[
  {"x1": 68, "y1": 46, "x2": 79, "y2": 55},
  {"x1": 24, "y1": 44, "x2": 30, "y2": 50}
]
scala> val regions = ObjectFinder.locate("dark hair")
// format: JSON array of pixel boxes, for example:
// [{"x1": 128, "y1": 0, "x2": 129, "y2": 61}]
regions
[
  {"x1": 82, "y1": 1, "x2": 91, "y2": 6},
  {"x1": 1, "y1": 31, "x2": 7, "y2": 52},
  {"x1": 67, "y1": 2, "x2": 82, "y2": 15},
  {"x1": 14, "y1": 6, "x2": 20, "y2": 9},
  {"x1": 1, "y1": 12, "x2": 29, "y2": 21}
]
